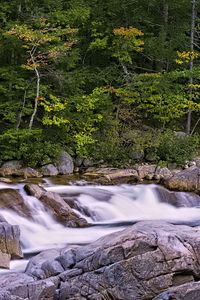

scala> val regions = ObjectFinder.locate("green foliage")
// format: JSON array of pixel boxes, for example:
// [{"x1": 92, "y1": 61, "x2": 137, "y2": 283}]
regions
[
  {"x1": 0, "y1": 129, "x2": 62, "y2": 167},
  {"x1": 157, "y1": 132, "x2": 199, "y2": 165},
  {"x1": 0, "y1": 0, "x2": 200, "y2": 168}
]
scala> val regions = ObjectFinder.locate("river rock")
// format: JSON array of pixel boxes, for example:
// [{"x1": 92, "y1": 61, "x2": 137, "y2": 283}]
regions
[
  {"x1": 164, "y1": 166, "x2": 200, "y2": 192},
  {"x1": 23, "y1": 167, "x2": 42, "y2": 178},
  {"x1": 41, "y1": 164, "x2": 59, "y2": 176},
  {"x1": 0, "y1": 188, "x2": 31, "y2": 217},
  {"x1": 136, "y1": 164, "x2": 157, "y2": 180},
  {"x1": 154, "y1": 166, "x2": 172, "y2": 181},
  {"x1": 83, "y1": 167, "x2": 139, "y2": 183},
  {"x1": 0, "y1": 160, "x2": 23, "y2": 177},
  {"x1": 57, "y1": 151, "x2": 74, "y2": 174},
  {"x1": 104, "y1": 168, "x2": 139, "y2": 181},
  {"x1": 156, "y1": 186, "x2": 200, "y2": 208},
  {"x1": 0, "y1": 222, "x2": 22, "y2": 268},
  {"x1": 24, "y1": 184, "x2": 88, "y2": 227}
]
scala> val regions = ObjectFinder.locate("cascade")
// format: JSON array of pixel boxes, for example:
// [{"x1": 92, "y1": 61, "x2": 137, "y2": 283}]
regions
[{"x1": 1, "y1": 181, "x2": 200, "y2": 272}]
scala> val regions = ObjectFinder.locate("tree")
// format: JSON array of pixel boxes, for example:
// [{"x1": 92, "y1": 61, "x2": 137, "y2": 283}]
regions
[{"x1": 5, "y1": 21, "x2": 78, "y2": 129}]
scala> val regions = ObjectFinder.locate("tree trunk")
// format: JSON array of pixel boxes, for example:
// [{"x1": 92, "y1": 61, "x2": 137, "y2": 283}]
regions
[
  {"x1": 29, "y1": 49, "x2": 40, "y2": 130},
  {"x1": 186, "y1": 0, "x2": 196, "y2": 135}
]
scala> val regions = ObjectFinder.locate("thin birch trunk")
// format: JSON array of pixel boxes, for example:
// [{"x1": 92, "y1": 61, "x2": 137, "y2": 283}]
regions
[
  {"x1": 29, "y1": 48, "x2": 40, "y2": 130},
  {"x1": 187, "y1": 0, "x2": 196, "y2": 135}
]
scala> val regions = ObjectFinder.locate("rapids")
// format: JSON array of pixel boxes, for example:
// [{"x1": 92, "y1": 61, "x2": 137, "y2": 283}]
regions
[{"x1": 1, "y1": 180, "x2": 200, "y2": 272}]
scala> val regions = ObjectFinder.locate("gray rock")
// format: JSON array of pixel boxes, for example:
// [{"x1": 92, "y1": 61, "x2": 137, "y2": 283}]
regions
[
  {"x1": 57, "y1": 151, "x2": 74, "y2": 174},
  {"x1": 26, "y1": 248, "x2": 61, "y2": 279},
  {"x1": 41, "y1": 164, "x2": 59, "y2": 176},
  {"x1": 194, "y1": 156, "x2": 200, "y2": 167},
  {"x1": 4, "y1": 221, "x2": 200, "y2": 298},
  {"x1": 153, "y1": 282, "x2": 200, "y2": 300},
  {"x1": 154, "y1": 166, "x2": 172, "y2": 181},
  {"x1": 136, "y1": 164, "x2": 157, "y2": 180},
  {"x1": 0, "y1": 222, "x2": 22, "y2": 268},
  {"x1": 104, "y1": 169, "x2": 138, "y2": 181},
  {"x1": 55, "y1": 221, "x2": 200, "y2": 299},
  {"x1": 0, "y1": 161, "x2": 23, "y2": 177},
  {"x1": 164, "y1": 166, "x2": 200, "y2": 192},
  {"x1": 0, "y1": 273, "x2": 58, "y2": 300}
]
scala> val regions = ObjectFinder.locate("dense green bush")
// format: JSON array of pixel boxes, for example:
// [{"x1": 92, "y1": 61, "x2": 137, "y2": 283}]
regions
[
  {"x1": 157, "y1": 131, "x2": 200, "y2": 165},
  {"x1": 0, "y1": 129, "x2": 62, "y2": 167},
  {"x1": 90, "y1": 128, "x2": 200, "y2": 167}
]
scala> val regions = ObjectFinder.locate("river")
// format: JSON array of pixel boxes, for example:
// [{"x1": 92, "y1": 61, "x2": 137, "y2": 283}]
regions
[{"x1": 1, "y1": 179, "x2": 200, "y2": 273}]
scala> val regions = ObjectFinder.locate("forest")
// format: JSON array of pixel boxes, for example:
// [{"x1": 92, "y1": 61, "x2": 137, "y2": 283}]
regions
[{"x1": 0, "y1": 0, "x2": 200, "y2": 167}]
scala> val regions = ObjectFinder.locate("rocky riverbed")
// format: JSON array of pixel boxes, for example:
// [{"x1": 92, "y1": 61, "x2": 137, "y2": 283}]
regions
[
  {"x1": 1, "y1": 221, "x2": 200, "y2": 299},
  {"x1": 0, "y1": 164, "x2": 200, "y2": 299}
]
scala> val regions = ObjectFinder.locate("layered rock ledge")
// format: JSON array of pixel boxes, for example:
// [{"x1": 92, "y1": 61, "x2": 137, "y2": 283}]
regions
[{"x1": 1, "y1": 221, "x2": 200, "y2": 299}]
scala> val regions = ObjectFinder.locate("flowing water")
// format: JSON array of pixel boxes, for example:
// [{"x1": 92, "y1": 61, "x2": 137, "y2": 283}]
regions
[{"x1": 1, "y1": 180, "x2": 200, "y2": 272}]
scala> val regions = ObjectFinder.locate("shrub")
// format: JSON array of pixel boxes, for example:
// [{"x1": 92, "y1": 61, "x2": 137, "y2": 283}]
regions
[
  {"x1": 0, "y1": 129, "x2": 62, "y2": 167},
  {"x1": 157, "y1": 131, "x2": 199, "y2": 165}
]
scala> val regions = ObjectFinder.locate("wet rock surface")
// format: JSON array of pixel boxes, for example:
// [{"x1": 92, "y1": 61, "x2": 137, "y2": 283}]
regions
[
  {"x1": 0, "y1": 222, "x2": 22, "y2": 268},
  {"x1": 24, "y1": 184, "x2": 88, "y2": 227},
  {"x1": 164, "y1": 166, "x2": 200, "y2": 193},
  {"x1": 83, "y1": 165, "x2": 173, "y2": 184},
  {"x1": 2, "y1": 221, "x2": 200, "y2": 299},
  {"x1": 0, "y1": 188, "x2": 31, "y2": 217},
  {"x1": 155, "y1": 185, "x2": 200, "y2": 208}
]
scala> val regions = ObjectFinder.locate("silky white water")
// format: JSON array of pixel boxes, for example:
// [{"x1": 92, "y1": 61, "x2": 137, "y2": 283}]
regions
[{"x1": 1, "y1": 181, "x2": 200, "y2": 272}]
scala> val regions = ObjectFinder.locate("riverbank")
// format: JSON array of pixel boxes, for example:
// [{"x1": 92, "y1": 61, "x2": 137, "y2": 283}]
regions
[{"x1": 1, "y1": 157, "x2": 200, "y2": 195}]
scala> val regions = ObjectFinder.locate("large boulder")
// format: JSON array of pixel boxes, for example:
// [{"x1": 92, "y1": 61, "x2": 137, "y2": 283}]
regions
[
  {"x1": 0, "y1": 188, "x2": 31, "y2": 217},
  {"x1": 57, "y1": 151, "x2": 74, "y2": 175},
  {"x1": 41, "y1": 164, "x2": 59, "y2": 176},
  {"x1": 54, "y1": 221, "x2": 200, "y2": 299},
  {"x1": 3, "y1": 221, "x2": 200, "y2": 298},
  {"x1": 0, "y1": 161, "x2": 42, "y2": 178},
  {"x1": 0, "y1": 222, "x2": 22, "y2": 268},
  {"x1": 24, "y1": 184, "x2": 88, "y2": 227},
  {"x1": 0, "y1": 161, "x2": 23, "y2": 177},
  {"x1": 164, "y1": 166, "x2": 200, "y2": 192}
]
